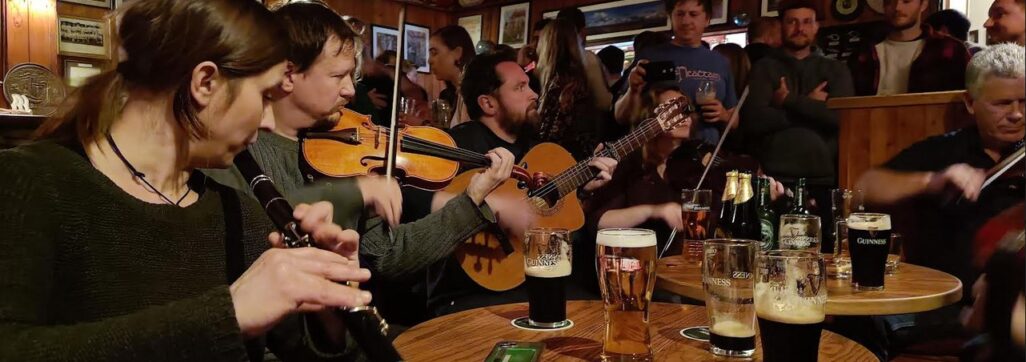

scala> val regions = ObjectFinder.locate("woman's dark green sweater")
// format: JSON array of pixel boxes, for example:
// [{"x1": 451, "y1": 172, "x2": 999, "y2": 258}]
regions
[{"x1": 0, "y1": 141, "x2": 354, "y2": 361}]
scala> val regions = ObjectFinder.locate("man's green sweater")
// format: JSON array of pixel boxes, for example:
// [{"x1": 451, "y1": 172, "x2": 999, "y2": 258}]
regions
[
  {"x1": 203, "y1": 131, "x2": 496, "y2": 281},
  {"x1": 0, "y1": 141, "x2": 355, "y2": 361}
]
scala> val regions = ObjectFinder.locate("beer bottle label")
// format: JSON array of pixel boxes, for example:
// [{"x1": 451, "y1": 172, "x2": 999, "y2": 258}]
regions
[{"x1": 759, "y1": 219, "x2": 775, "y2": 250}]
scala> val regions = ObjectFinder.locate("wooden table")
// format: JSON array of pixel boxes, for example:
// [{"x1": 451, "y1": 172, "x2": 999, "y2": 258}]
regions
[
  {"x1": 657, "y1": 255, "x2": 963, "y2": 316},
  {"x1": 394, "y1": 301, "x2": 877, "y2": 361}
]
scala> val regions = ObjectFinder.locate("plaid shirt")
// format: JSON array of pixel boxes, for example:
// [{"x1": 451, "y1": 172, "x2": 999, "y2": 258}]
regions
[{"x1": 848, "y1": 34, "x2": 971, "y2": 96}]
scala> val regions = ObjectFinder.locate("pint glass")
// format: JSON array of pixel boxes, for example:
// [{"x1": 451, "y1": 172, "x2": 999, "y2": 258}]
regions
[
  {"x1": 524, "y1": 228, "x2": 572, "y2": 328},
  {"x1": 847, "y1": 213, "x2": 892, "y2": 290},
  {"x1": 779, "y1": 214, "x2": 822, "y2": 253},
  {"x1": 702, "y1": 239, "x2": 757, "y2": 358},
  {"x1": 597, "y1": 229, "x2": 657, "y2": 361},
  {"x1": 681, "y1": 189, "x2": 712, "y2": 264},
  {"x1": 756, "y1": 251, "x2": 827, "y2": 362}
]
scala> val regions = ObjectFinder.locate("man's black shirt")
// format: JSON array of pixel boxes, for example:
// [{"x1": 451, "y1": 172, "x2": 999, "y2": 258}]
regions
[
  {"x1": 448, "y1": 121, "x2": 536, "y2": 167},
  {"x1": 421, "y1": 121, "x2": 539, "y2": 316},
  {"x1": 882, "y1": 126, "x2": 1023, "y2": 291}
]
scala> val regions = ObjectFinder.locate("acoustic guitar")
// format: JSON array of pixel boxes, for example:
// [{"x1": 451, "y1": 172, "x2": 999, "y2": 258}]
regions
[{"x1": 442, "y1": 96, "x2": 694, "y2": 291}]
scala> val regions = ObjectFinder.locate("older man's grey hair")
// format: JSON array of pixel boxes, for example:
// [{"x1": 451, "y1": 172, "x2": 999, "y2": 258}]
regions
[{"x1": 966, "y1": 43, "x2": 1025, "y2": 99}]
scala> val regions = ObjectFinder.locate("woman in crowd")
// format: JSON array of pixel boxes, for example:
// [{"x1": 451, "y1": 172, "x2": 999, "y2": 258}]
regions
[
  {"x1": 0, "y1": 0, "x2": 368, "y2": 360},
  {"x1": 535, "y1": 18, "x2": 604, "y2": 160},
  {"x1": 587, "y1": 84, "x2": 779, "y2": 250},
  {"x1": 429, "y1": 25, "x2": 475, "y2": 127}
]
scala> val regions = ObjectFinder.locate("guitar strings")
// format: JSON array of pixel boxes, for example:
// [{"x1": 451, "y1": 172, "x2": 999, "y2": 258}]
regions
[
  {"x1": 529, "y1": 117, "x2": 663, "y2": 199},
  {"x1": 528, "y1": 98, "x2": 688, "y2": 199}
]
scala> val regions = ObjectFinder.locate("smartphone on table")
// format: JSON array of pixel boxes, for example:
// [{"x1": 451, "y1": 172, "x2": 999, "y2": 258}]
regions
[{"x1": 483, "y1": 341, "x2": 543, "y2": 362}]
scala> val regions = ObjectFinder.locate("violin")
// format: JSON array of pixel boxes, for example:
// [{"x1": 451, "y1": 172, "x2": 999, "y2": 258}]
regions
[
  {"x1": 302, "y1": 108, "x2": 533, "y2": 190},
  {"x1": 974, "y1": 202, "x2": 1024, "y2": 270},
  {"x1": 664, "y1": 140, "x2": 760, "y2": 192}
]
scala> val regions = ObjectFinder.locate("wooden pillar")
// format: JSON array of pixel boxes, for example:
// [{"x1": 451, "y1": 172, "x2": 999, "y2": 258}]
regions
[{"x1": 3, "y1": 0, "x2": 58, "y2": 75}]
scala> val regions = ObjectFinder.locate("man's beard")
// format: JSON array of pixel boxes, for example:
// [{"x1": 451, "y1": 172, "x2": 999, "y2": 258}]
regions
[
  {"x1": 497, "y1": 104, "x2": 539, "y2": 137},
  {"x1": 311, "y1": 115, "x2": 339, "y2": 131},
  {"x1": 783, "y1": 35, "x2": 812, "y2": 51},
  {"x1": 890, "y1": 13, "x2": 919, "y2": 31}
]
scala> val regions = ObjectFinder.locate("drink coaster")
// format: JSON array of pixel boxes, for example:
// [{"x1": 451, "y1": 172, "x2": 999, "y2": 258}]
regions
[
  {"x1": 680, "y1": 326, "x2": 710, "y2": 341},
  {"x1": 511, "y1": 317, "x2": 574, "y2": 331}
]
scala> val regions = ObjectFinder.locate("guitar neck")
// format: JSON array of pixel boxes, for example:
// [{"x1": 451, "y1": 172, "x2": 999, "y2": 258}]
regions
[{"x1": 536, "y1": 119, "x2": 667, "y2": 199}]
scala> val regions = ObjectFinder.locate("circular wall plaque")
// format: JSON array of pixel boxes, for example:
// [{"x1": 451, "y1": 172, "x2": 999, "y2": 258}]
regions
[{"x1": 3, "y1": 63, "x2": 67, "y2": 116}]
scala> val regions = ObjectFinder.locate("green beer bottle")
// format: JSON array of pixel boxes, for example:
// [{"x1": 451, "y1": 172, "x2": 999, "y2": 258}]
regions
[{"x1": 756, "y1": 176, "x2": 778, "y2": 251}]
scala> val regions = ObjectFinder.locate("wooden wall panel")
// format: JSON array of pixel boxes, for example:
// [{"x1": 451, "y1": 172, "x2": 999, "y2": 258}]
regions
[
  {"x1": 28, "y1": 1, "x2": 58, "y2": 73},
  {"x1": 831, "y1": 91, "x2": 972, "y2": 189}
]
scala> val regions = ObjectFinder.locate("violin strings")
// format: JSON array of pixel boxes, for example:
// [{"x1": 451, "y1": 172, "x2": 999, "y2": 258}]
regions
[{"x1": 346, "y1": 129, "x2": 491, "y2": 166}]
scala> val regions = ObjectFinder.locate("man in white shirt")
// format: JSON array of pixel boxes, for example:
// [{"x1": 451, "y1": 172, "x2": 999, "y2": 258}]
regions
[{"x1": 849, "y1": 0, "x2": 971, "y2": 96}]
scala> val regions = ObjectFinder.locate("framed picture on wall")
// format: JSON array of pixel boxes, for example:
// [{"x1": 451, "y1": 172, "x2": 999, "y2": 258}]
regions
[
  {"x1": 63, "y1": 59, "x2": 104, "y2": 88},
  {"x1": 404, "y1": 23, "x2": 431, "y2": 73},
  {"x1": 710, "y1": 0, "x2": 729, "y2": 25},
  {"x1": 761, "y1": 0, "x2": 782, "y2": 17},
  {"x1": 58, "y1": 16, "x2": 110, "y2": 59},
  {"x1": 543, "y1": 0, "x2": 670, "y2": 44},
  {"x1": 371, "y1": 25, "x2": 399, "y2": 60},
  {"x1": 458, "y1": 15, "x2": 483, "y2": 47},
  {"x1": 499, "y1": 2, "x2": 530, "y2": 48},
  {"x1": 59, "y1": 0, "x2": 112, "y2": 9}
]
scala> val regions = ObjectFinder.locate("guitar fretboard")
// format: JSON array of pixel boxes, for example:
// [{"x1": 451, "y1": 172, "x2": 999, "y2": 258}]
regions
[{"x1": 528, "y1": 118, "x2": 669, "y2": 200}]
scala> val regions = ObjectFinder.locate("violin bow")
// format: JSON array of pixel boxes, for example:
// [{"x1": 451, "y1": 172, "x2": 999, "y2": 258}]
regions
[
  {"x1": 694, "y1": 86, "x2": 749, "y2": 190},
  {"x1": 982, "y1": 145, "x2": 1025, "y2": 190},
  {"x1": 384, "y1": 5, "x2": 407, "y2": 181}
]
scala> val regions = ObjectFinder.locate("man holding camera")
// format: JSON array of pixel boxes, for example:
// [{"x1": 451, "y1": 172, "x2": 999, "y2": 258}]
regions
[{"x1": 613, "y1": 0, "x2": 736, "y2": 145}]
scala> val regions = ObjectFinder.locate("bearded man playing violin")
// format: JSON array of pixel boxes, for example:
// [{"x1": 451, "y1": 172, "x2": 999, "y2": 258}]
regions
[{"x1": 204, "y1": 2, "x2": 517, "y2": 316}]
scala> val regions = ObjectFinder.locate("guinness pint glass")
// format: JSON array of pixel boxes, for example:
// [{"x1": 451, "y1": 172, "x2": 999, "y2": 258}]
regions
[
  {"x1": 756, "y1": 251, "x2": 827, "y2": 362},
  {"x1": 597, "y1": 229, "x2": 657, "y2": 361},
  {"x1": 778, "y1": 214, "x2": 822, "y2": 253},
  {"x1": 702, "y1": 239, "x2": 757, "y2": 358},
  {"x1": 524, "y1": 228, "x2": 572, "y2": 328},
  {"x1": 847, "y1": 213, "x2": 892, "y2": 290}
]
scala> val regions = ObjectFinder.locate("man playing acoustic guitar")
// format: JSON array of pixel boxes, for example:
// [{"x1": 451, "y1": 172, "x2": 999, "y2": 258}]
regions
[{"x1": 424, "y1": 52, "x2": 625, "y2": 316}]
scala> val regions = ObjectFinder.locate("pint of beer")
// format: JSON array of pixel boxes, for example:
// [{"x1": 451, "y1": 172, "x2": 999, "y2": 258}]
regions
[
  {"x1": 756, "y1": 250, "x2": 827, "y2": 362},
  {"x1": 681, "y1": 189, "x2": 712, "y2": 263},
  {"x1": 524, "y1": 228, "x2": 572, "y2": 328},
  {"x1": 702, "y1": 239, "x2": 757, "y2": 358},
  {"x1": 847, "y1": 213, "x2": 892, "y2": 290},
  {"x1": 597, "y1": 229, "x2": 657, "y2": 361}
]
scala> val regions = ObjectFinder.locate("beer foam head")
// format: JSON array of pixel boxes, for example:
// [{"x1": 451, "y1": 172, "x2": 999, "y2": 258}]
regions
[
  {"x1": 846, "y1": 214, "x2": 891, "y2": 230},
  {"x1": 755, "y1": 284, "x2": 826, "y2": 324},
  {"x1": 525, "y1": 260, "x2": 571, "y2": 277},
  {"x1": 597, "y1": 229, "x2": 657, "y2": 248},
  {"x1": 711, "y1": 320, "x2": 756, "y2": 338}
]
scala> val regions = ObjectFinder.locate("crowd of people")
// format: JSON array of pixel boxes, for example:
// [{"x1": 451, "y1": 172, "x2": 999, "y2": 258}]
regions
[{"x1": 0, "y1": 0, "x2": 1022, "y2": 361}]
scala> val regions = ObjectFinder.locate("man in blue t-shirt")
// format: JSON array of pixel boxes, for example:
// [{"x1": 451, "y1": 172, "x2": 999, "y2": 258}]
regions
[{"x1": 614, "y1": 0, "x2": 737, "y2": 145}]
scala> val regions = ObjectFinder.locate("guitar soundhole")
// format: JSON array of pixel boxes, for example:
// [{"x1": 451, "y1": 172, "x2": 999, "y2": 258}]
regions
[{"x1": 529, "y1": 197, "x2": 559, "y2": 216}]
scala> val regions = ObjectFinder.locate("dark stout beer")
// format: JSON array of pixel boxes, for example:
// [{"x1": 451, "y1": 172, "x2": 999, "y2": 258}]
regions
[
  {"x1": 525, "y1": 263, "x2": 570, "y2": 326},
  {"x1": 847, "y1": 213, "x2": 892, "y2": 290},
  {"x1": 709, "y1": 320, "x2": 755, "y2": 354},
  {"x1": 756, "y1": 310, "x2": 824, "y2": 362},
  {"x1": 523, "y1": 228, "x2": 572, "y2": 327},
  {"x1": 755, "y1": 251, "x2": 826, "y2": 362}
]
